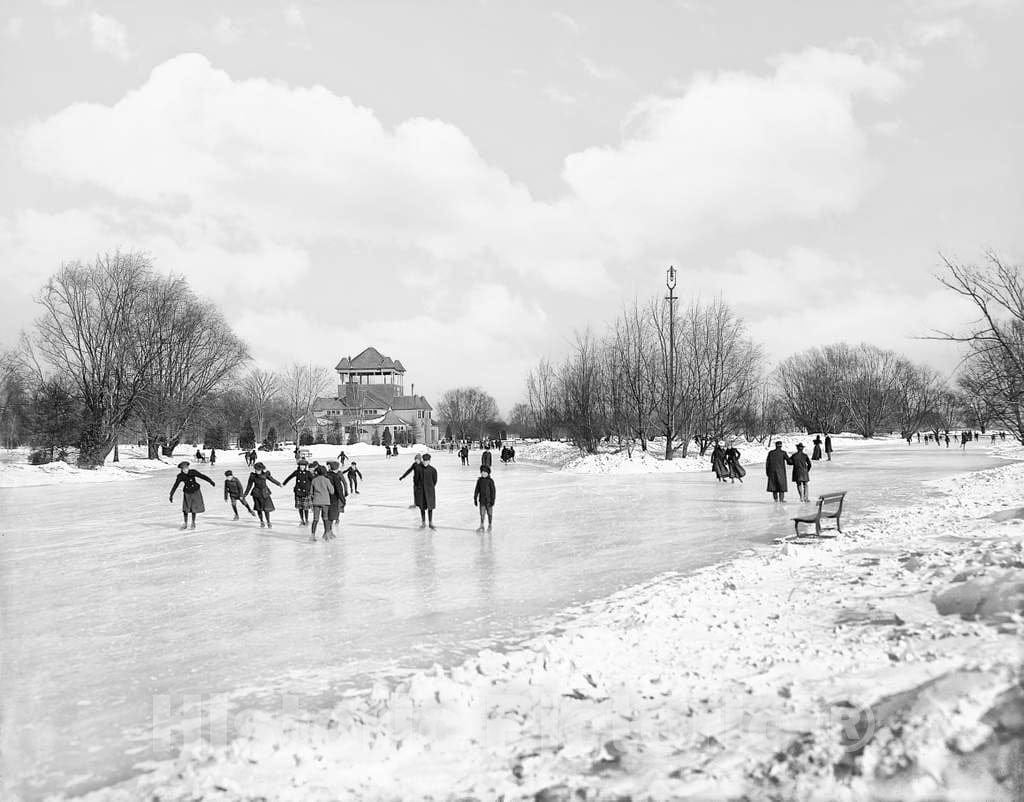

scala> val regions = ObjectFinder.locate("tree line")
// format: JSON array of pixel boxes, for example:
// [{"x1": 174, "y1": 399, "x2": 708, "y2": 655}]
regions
[
  {"x1": 509, "y1": 253, "x2": 1024, "y2": 454},
  {"x1": 0, "y1": 252, "x2": 343, "y2": 467}
]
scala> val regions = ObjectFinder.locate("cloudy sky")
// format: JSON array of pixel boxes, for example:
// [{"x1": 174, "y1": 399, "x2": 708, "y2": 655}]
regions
[{"x1": 1, "y1": 0, "x2": 1022, "y2": 411}]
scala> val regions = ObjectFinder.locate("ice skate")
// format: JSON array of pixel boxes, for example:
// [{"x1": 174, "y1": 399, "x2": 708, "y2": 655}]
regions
[
  {"x1": 428, "y1": 524, "x2": 436, "y2": 530},
  {"x1": 233, "y1": 514, "x2": 239, "y2": 520},
  {"x1": 267, "y1": 522, "x2": 273, "y2": 529},
  {"x1": 189, "y1": 523, "x2": 196, "y2": 530},
  {"x1": 476, "y1": 525, "x2": 485, "y2": 533},
  {"x1": 179, "y1": 523, "x2": 188, "y2": 530},
  {"x1": 309, "y1": 534, "x2": 318, "y2": 542},
  {"x1": 260, "y1": 521, "x2": 266, "y2": 529}
]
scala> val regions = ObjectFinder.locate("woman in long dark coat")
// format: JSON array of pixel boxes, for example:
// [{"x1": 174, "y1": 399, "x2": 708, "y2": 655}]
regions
[
  {"x1": 824, "y1": 435, "x2": 833, "y2": 461},
  {"x1": 812, "y1": 436, "x2": 823, "y2": 461},
  {"x1": 710, "y1": 443, "x2": 729, "y2": 481},
  {"x1": 765, "y1": 441, "x2": 789, "y2": 502},
  {"x1": 724, "y1": 445, "x2": 744, "y2": 483}
]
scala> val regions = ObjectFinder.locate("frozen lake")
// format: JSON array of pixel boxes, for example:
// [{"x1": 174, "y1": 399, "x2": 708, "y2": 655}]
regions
[{"x1": 0, "y1": 442, "x2": 1008, "y2": 798}]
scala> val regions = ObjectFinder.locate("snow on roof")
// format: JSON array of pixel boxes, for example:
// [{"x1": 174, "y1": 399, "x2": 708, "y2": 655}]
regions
[{"x1": 391, "y1": 394, "x2": 433, "y2": 411}]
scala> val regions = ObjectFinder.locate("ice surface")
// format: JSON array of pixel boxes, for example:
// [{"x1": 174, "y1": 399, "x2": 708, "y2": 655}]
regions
[{"x1": 0, "y1": 442, "x2": 1012, "y2": 798}]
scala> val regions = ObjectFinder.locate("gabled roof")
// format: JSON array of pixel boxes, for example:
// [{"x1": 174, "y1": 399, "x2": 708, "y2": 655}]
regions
[
  {"x1": 335, "y1": 347, "x2": 406, "y2": 373},
  {"x1": 378, "y1": 410, "x2": 413, "y2": 426},
  {"x1": 391, "y1": 394, "x2": 433, "y2": 412}
]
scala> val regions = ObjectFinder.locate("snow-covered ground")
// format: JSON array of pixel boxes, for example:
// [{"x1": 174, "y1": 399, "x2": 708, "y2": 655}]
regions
[
  {"x1": 76, "y1": 441, "x2": 1024, "y2": 801},
  {"x1": 515, "y1": 432, "x2": 899, "y2": 475},
  {"x1": 0, "y1": 442, "x2": 434, "y2": 488}
]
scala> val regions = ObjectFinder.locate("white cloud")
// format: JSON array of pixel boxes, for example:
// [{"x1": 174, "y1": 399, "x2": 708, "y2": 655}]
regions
[
  {"x1": 550, "y1": 11, "x2": 580, "y2": 35},
  {"x1": 909, "y1": 17, "x2": 969, "y2": 45},
  {"x1": 284, "y1": 3, "x2": 306, "y2": 32},
  {"x1": 563, "y1": 47, "x2": 909, "y2": 250},
  {"x1": 3, "y1": 17, "x2": 24, "y2": 39},
  {"x1": 88, "y1": 12, "x2": 131, "y2": 61},
  {"x1": 580, "y1": 55, "x2": 626, "y2": 84}
]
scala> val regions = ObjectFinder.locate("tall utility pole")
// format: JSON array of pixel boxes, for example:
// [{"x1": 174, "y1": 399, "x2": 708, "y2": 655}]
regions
[{"x1": 665, "y1": 265, "x2": 678, "y2": 460}]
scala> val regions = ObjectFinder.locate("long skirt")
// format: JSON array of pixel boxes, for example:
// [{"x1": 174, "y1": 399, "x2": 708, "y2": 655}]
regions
[
  {"x1": 182, "y1": 490, "x2": 205, "y2": 514},
  {"x1": 711, "y1": 457, "x2": 729, "y2": 478},
  {"x1": 328, "y1": 498, "x2": 343, "y2": 522},
  {"x1": 252, "y1": 494, "x2": 275, "y2": 513},
  {"x1": 812, "y1": 444, "x2": 822, "y2": 460}
]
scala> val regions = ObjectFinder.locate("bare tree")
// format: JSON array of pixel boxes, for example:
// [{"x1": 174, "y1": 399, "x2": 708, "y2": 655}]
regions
[
  {"x1": 933, "y1": 253, "x2": 1024, "y2": 443},
  {"x1": 839, "y1": 344, "x2": 903, "y2": 438},
  {"x1": 281, "y1": 363, "x2": 333, "y2": 444},
  {"x1": 558, "y1": 331, "x2": 604, "y2": 453},
  {"x1": 682, "y1": 299, "x2": 764, "y2": 455},
  {"x1": 437, "y1": 387, "x2": 500, "y2": 443},
  {"x1": 892, "y1": 361, "x2": 946, "y2": 440},
  {"x1": 26, "y1": 252, "x2": 164, "y2": 467},
  {"x1": 133, "y1": 275, "x2": 250, "y2": 458},
  {"x1": 525, "y1": 358, "x2": 561, "y2": 440},
  {"x1": 613, "y1": 302, "x2": 659, "y2": 451},
  {"x1": 241, "y1": 368, "x2": 281, "y2": 443},
  {"x1": 649, "y1": 297, "x2": 696, "y2": 458},
  {"x1": 0, "y1": 349, "x2": 29, "y2": 448},
  {"x1": 775, "y1": 344, "x2": 853, "y2": 435}
]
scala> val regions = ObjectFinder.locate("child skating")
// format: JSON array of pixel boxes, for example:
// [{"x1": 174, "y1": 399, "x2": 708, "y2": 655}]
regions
[
  {"x1": 326, "y1": 460, "x2": 348, "y2": 538},
  {"x1": 223, "y1": 470, "x2": 256, "y2": 519},
  {"x1": 243, "y1": 461, "x2": 282, "y2": 528},
  {"x1": 473, "y1": 464, "x2": 496, "y2": 532},
  {"x1": 283, "y1": 458, "x2": 314, "y2": 525},
  {"x1": 345, "y1": 462, "x2": 363, "y2": 494},
  {"x1": 169, "y1": 461, "x2": 216, "y2": 530},
  {"x1": 309, "y1": 465, "x2": 336, "y2": 541}
]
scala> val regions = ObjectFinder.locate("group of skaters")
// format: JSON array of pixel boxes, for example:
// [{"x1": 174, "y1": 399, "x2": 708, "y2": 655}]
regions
[
  {"x1": 170, "y1": 445, "x2": 504, "y2": 537},
  {"x1": 914, "y1": 430, "x2": 1006, "y2": 447},
  {"x1": 707, "y1": 434, "x2": 835, "y2": 503}
]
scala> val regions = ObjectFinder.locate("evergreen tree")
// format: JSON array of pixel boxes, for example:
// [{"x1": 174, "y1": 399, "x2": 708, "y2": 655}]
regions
[
  {"x1": 347, "y1": 428, "x2": 358, "y2": 445},
  {"x1": 27, "y1": 379, "x2": 80, "y2": 462},
  {"x1": 265, "y1": 426, "x2": 278, "y2": 450},
  {"x1": 299, "y1": 428, "x2": 315, "y2": 446},
  {"x1": 382, "y1": 427, "x2": 392, "y2": 447},
  {"x1": 203, "y1": 425, "x2": 228, "y2": 449},
  {"x1": 238, "y1": 418, "x2": 256, "y2": 450},
  {"x1": 371, "y1": 429, "x2": 381, "y2": 446},
  {"x1": 445, "y1": 423, "x2": 453, "y2": 441}
]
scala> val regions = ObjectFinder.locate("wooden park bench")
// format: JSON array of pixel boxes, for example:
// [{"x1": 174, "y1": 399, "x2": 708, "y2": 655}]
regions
[{"x1": 791, "y1": 491, "x2": 847, "y2": 538}]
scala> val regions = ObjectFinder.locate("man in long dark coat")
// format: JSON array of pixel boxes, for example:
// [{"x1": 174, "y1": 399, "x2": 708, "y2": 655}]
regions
[
  {"x1": 824, "y1": 435, "x2": 834, "y2": 461},
  {"x1": 418, "y1": 454, "x2": 438, "y2": 529},
  {"x1": 765, "y1": 441, "x2": 789, "y2": 502},
  {"x1": 790, "y1": 443, "x2": 812, "y2": 502}
]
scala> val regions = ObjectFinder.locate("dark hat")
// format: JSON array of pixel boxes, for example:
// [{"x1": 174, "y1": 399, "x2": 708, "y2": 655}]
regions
[
  {"x1": 774, "y1": 441, "x2": 783, "y2": 447},
  {"x1": 297, "y1": 459, "x2": 308, "y2": 465},
  {"x1": 480, "y1": 465, "x2": 491, "y2": 474},
  {"x1": 796, "y1": 443, "x2": 805, "y2": 449},
  {"x1": 254, "y1": 462, "x2": 266, "y2": 470},
  {"x1": 327, "y1": 460, "x2": 339, "y2": 469},
  {"x1": 422, "y1": 454, "x2": 431, "y2": 461},
  {"x1": 177, "y1": 461, "x2": 190, "y2": 469},
  {"x1": 224, "y1": 470, "x2": 233, "y2": 476}
]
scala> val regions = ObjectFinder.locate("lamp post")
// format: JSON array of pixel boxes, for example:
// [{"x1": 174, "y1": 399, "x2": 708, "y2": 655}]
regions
[{"x1": 665, "y1": 265, "x2": 677, "y2": 460}]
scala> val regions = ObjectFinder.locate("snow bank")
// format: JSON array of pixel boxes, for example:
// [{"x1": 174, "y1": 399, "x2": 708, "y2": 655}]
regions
[
  {"x1": 519, "y1": 433, "x2": 899, "y2": 476},
  {"x1": 82, "y1": 450, "x2": 1024, "y2": 800},
  {"x1": 0, "y1": 449, "x2": 169, "y2": 488}
]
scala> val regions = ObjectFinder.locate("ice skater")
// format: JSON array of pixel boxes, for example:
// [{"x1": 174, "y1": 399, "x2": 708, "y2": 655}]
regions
[
  {"x1": 244, "y1": 461, "x2": 282, "y2": 528},
  {"x1": 399, "y1": 453, "x2": 424, "y2": 509},
  {"x1": 283, "y1": 458, "x2": 314, "y2": 526},
  {"x1": 170, "y1": 460, "x2": 216, "y2": 530},
  {"x1": 725, "y1": 444, "x2": 744, "y2": 482},
  {"x1": 418, "y1": 453, "x2": 438, "y2": 529},
  {"x1": 824, "y1": 435, "x2": 833, "y2": 461},
  {"x1": 345, "y1": 461, "x2": 363, "y2": 493},
  {"x1": 765, "y1": 441, "x2": 789, "y2": 502},
  {"x1": 209, "y1": 447, "x2": 217, "y2": 467},
  {"x1": 790, "y1": 443, "x2": 812, "y2": 502},
  {"x1": 812, "y1": 436, "x2": 822, "y2": 461},
  {"x1": 309, "y1": 465, "x2": 336, "y2": 541},
  {"x1": 223, "y1": 470, "x2": 255, "y2": 519},
  {"x1": 459, "y1": 445, "x2": 469, "y2": 466},
  {"x1": 326, "y1": 460, "x2": 348, "y2": 536},
  {"x1": 710, "y1": 443, "x2": 729, "y2": 482},
  {"x1": 481, "y1": 447, "x2": 492, "y2": 471},
  {"x1": 474, "y1": 464, "x2": 496, "y2": 532}
]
